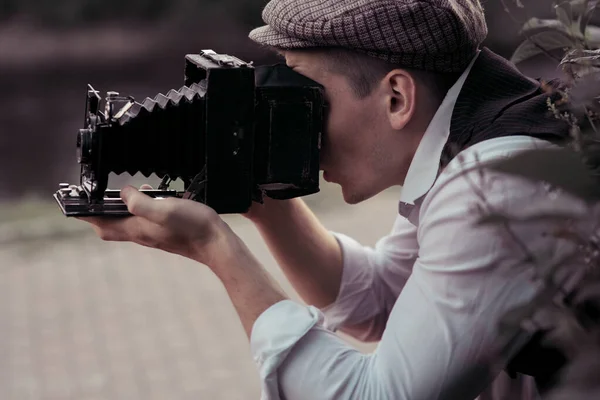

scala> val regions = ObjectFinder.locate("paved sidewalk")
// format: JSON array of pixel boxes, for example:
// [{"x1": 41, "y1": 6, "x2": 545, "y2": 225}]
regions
[{"x1": 0, "y1": 191, "x2": 397, "y2": 400}]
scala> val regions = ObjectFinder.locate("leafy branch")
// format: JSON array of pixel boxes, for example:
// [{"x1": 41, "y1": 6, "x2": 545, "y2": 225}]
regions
[
  {"x1": 510, "y1": 1, "x2": 600, "y2": 67},
  {"x1": 470, "y1": 1, "x2": 600, "y2": 397}
]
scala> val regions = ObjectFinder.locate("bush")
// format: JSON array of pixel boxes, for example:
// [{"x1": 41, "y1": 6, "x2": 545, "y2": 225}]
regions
[{"x1": 484, "y1": 1, "x2": 600, "y2": 398}]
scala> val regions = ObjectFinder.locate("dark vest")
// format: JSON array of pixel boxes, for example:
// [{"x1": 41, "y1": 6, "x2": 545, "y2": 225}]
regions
[
  {"x1": 443, "y1": 47, "x2": 569, "y2": 165},
  {"x1": 444, "y1": 48, "x2": 571, "y2": 392}
]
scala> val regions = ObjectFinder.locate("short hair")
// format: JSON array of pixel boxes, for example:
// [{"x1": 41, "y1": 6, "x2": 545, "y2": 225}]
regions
[{"x1": 304, "y1": 47, "x2": 462, "y2": 100}]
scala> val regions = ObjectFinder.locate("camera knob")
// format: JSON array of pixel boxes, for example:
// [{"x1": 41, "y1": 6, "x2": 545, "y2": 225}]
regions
[{"x1": 77, "y1": 128, "x2": 93, "y2": 164}]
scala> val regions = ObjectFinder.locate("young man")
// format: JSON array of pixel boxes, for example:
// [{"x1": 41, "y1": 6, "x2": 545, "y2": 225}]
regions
[{"x1": 81, "y1": 0, "x2": 575, "y2": 399}]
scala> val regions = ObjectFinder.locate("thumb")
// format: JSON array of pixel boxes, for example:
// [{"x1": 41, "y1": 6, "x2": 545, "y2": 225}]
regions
[
  {"x1": 121, "y1": 186, "x2": 169, "y2": 224},
  {"x1": 120, "y1": 185, "x2": 139, "y2": 204}
]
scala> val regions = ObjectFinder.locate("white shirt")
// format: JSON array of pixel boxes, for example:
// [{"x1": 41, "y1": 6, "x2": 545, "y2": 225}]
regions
[{"x1": 250, "y1": 54, "x2": 586, "y2": 400}]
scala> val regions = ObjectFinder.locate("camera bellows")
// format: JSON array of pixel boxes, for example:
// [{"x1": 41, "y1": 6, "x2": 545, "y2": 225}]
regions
[{"x1": 104, "y1": 82, "x2": 207, "y2": 182}]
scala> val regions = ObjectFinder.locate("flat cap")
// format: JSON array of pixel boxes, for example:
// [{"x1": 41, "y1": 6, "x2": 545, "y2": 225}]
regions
[{"x1": 249, "y1": 0, "x2": 488, "y2": 73}]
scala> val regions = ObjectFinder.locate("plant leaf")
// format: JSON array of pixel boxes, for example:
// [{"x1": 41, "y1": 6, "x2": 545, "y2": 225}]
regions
[
  {"x1": 569, "y1": 0, "x2": 600, "y2": 15},
  {"x1": 561, "y1": 48, "x2": 600, "y2": 78},
  {"x1": 568, "y1": 70, "x2": 600, "y2": 111},
  {"x1": 511, "y1": 31, "x2": 576, "y2": 64},
  {"x1": 569, "y1": 0, "x2": 589, "y2": 16},
  {"x1": 580, "y1": 0, "x2": 600, "y2": 35},
  {"x1": 476, "y1": 210, "x2": 581, "y2": 226},
  {"x1": 486, "y1": 148, "x2": 600, "y2": 203},
  {"x1": 561, "y1": 48, "x2": 600, "y2": 65},
  {"x1": 585, "y1": 24, "x2": 600, "y2": 47},
  {"x1": 574, "y1": 282, "x2": 600, "y2": 306},
  {"x1": 555, "y1": 1, "x2": 575, "y2": 31},
  {"x1": 522, "y1": 17, "x2": 584, "y2": 41}
]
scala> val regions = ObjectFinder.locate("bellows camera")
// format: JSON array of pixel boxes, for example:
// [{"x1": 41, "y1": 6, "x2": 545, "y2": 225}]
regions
[{"x1": 54, "y1": 50, "x2": 326, "y2": 216}]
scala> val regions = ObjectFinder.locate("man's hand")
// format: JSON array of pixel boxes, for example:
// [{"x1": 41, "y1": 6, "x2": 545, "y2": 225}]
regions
[
  {"x1": 78, "y1": 185, "x2": 232, "y2": 266},
  {"x1": 78, "y1": 184, "x2": 288, "y2": 338}
]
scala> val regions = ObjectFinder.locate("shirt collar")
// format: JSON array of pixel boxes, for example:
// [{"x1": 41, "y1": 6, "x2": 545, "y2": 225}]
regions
[{"x1": 398, "y1": 51, "x2": 481, "y2": 205}]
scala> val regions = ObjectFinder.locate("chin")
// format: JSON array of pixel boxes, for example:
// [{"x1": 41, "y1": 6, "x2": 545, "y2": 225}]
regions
[{"x1": 341, "y1": 184, "x2": 377, "y2": 205}]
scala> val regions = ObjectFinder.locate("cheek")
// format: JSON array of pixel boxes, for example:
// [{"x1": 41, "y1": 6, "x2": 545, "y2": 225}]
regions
[
  {"x1": 326, "y1": 101, "x2": 368, "y2": 152},
  {"x1": 323, "y1": 118, "x2": 354, "y2": 170},
  {"x1": 326, "y1": 101, "x2": 381, "y2": 167}
]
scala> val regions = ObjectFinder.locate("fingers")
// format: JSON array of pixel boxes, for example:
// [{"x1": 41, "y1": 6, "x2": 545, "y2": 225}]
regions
[
  {"x1": 76, "y1": 217, "x2": 109, "y2": 239},
  {"x1": 78, "y1": 215, "x2": 165, "y2": 246},
  {"x1": 77, "y1": 216, "x2": 131, "y2": 241},
  {"x1": 76, "y1": 186, "x2": 176, "y2": 228},
  {"x1": 140, "y1": 184, "x2": 154, "y2": 190},
  {"x1": 121, "y1": 186, "x2": 174, "y2": 225},
  {"x1": 76, "y1": 191, "x2": 177, "y2": 248}
]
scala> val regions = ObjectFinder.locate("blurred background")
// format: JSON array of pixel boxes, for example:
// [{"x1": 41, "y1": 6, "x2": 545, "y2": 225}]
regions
[{"x1": 0, "y1": 1, "x2": 575, "y2": 399}]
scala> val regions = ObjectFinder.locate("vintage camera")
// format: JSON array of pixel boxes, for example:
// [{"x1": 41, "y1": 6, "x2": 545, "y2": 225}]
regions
[{"x1": 54, "y1": 50, "x2": 326, "y2": 216}]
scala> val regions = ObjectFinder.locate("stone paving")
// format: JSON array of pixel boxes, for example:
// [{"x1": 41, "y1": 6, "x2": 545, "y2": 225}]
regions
[{"x1": 0, "y1": 191, "x2": 397, "y2": 400}]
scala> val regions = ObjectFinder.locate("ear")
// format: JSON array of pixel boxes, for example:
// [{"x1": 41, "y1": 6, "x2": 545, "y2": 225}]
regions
[{"x1": 384, "y1": 70, "x2": 416, "y2": 131}]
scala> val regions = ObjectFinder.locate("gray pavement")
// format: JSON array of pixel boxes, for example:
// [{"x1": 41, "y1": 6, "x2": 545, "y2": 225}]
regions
[{"x1": 0, "y1": 188, "x2": 398, "y2": 400}]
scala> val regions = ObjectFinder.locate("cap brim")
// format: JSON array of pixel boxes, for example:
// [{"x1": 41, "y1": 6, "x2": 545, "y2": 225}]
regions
[{"x1": 249, "y1": 25, "x2": 317, "y2": 49}]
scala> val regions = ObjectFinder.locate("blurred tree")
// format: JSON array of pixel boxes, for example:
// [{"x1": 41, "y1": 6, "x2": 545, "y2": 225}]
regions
[{"x1": 0, "y1": 0, "x2": 265, "y2": 27}]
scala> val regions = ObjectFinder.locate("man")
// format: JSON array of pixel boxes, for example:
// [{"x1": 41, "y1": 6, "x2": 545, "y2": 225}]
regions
[{"x1": 80, "y1": 0, "x2": 575, "y2": 399}]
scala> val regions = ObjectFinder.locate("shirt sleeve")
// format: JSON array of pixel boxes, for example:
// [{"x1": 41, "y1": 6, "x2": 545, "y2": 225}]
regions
[
  {"x1": 320, "y1": 216, "x2": 419, "y2": 341},
  {"x1": 250, "y1": 159, "x2": 584, "y2": 400}
]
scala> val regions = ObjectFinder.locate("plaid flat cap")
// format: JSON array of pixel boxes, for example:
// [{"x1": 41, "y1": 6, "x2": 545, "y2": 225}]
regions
[{"x1": 249, "y1": 0, "x2": 488, "y2": 73}]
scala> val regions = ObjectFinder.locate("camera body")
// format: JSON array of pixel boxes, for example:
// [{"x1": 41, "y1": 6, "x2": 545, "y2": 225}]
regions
[{"x1": 54, "y1": 50, "x2": 326, "y2": 216}]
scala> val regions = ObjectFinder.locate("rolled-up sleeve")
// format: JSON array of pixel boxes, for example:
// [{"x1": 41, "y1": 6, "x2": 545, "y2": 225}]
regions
[
  {"x1": 321, "y1": 216, "x2": 419, "y2": 340},
  {"x1": 250, "y1": 300, "x2": 325, "y2": 399},
  {"x1": 250, "y1": 153, "x2": 585, "y2": 400},
  {"x1": 251, "y1": 300, "x2": 380, "y2": 400}
]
